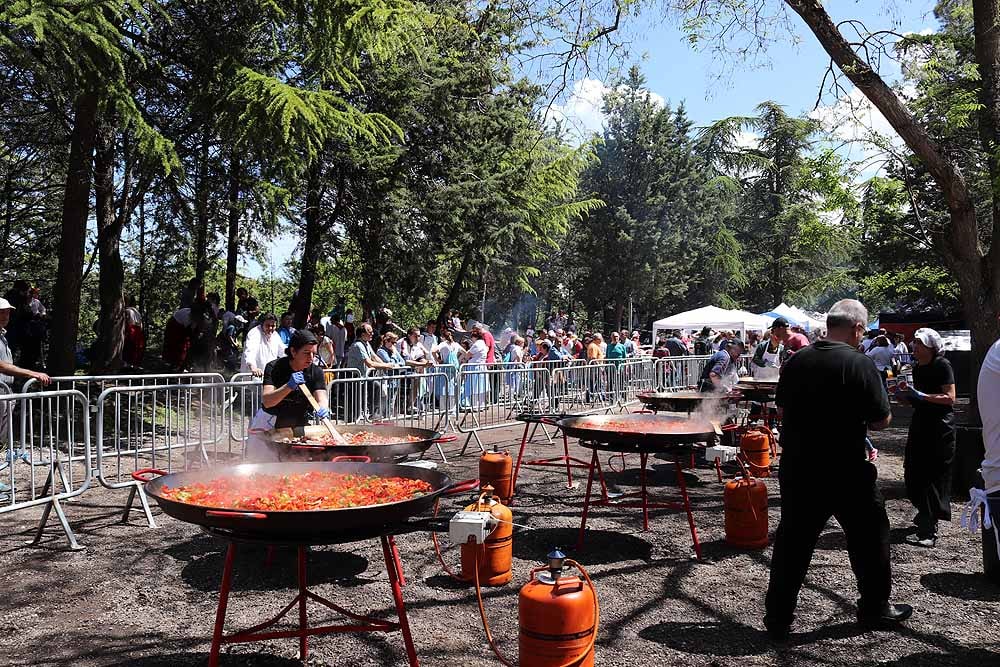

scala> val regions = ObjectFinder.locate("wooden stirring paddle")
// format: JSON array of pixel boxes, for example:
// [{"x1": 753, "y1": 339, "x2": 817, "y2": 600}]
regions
[{"x1": 299, "y1": 384, "x2": 348, "y2": 445}]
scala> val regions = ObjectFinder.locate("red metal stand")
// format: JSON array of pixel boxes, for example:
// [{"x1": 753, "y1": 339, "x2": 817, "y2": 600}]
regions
[
  {"x1": 575, "y1": 447, "x2": 702, "y2": 559},
  {"x1": 510, "y1": 420, "x2": 592, "y2": 504},
  {"x1": 207, "y1": 535, "x2": 419, "y2": 667}
]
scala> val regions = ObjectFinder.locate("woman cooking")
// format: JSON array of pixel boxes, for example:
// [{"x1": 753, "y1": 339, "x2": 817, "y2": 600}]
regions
[
  {"x1": 899, "y1": 327, "x2": 956, "y2": 547},
  {"x1": 245, "y1": 330, "x2": 330, "y2": 461}
]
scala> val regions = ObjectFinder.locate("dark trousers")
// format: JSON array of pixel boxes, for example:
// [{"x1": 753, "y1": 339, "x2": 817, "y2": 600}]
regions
[
  {"x1": 765, "y1": 459, "x2": 891, "y2": 629},
  {"x1": 904, "y1": 417, "x2": 955, "y2": 539}
]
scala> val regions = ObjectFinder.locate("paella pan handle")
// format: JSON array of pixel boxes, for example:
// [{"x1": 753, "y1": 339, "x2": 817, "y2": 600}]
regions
[
  {"x1": 441, "y1": 478, "x2": 480, "y2": 496},
  {"x1": 205, "y1": 510, "x2": 267, "y2": 520},
  {"x1": 289, "y1": 443, "x2": 327, "y2": 451},
  {"x1": 433, "y1": 434, "x2": 457, "y2": 444},
  {"x1": 331, "y1": 455, "x2": 372, "y2": 463},
  {"x1": 131, "y1": 468, "x2": 168, "y2": 482}
]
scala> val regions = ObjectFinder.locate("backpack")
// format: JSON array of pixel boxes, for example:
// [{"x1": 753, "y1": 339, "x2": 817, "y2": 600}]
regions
[{"x1": 694, "y1": 337, "x2": 710, "y2": 356}]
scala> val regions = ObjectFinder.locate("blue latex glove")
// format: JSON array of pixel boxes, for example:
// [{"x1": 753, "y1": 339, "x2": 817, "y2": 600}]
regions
[
  {"x1": 287, "y1": 371, "x2": 306, "y2": 390},
  {"x1": 315, "y1": 407, "x2": 330, "y2": 419},
  {"x1": 907, "y1": 386, "x2": 928, "y2": 401}
]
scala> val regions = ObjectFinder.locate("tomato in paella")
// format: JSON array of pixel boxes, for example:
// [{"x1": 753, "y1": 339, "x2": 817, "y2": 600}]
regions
[{"x1": 160, "y1": 471, "x2": 433, "y2": 511}]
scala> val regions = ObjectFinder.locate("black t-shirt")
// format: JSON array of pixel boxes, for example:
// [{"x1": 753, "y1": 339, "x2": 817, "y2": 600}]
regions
[
  {"x1": 665, "y1": 338, "x2": 688, "y2": 356},
  {"x1": 776, "y1": 340, "x2": 890, "y2": 467},
  {"x1": 262, "y1": 357, "x2": 327, "y2": 428},
  {"x1": 912, "y1": 355, "x2": 955, "y2": 423}
]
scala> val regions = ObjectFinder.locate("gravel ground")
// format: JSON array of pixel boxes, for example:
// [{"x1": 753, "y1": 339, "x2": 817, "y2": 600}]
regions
[{"x1": 2, "y1": 405, "x2": 999, "y2": 667}]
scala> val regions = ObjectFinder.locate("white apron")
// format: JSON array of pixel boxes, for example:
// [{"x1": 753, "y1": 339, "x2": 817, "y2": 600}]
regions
[
  {"x1": 245, "y1": 408, "x2": 280, "y2": 462},
  {"x1": 753, "y1": 342, "x2": 783, "y2": 381}
]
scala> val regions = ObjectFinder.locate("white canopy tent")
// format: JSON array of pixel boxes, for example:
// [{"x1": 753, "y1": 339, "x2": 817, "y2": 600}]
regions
[
  {"x1": 770, "y1": 303, "x2": 826, "y2": 332},
  {"x1": 652, "y1": 305, "x2": 771, "y2": 343}
]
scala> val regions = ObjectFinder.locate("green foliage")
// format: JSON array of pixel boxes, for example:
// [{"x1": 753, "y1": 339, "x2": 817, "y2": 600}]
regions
[
  {"x1": 573, "y1": 65, "x2": 733, "y2": 329},
  {"x1": 701, "y1": 101, "x2": 857, "y2": 310},
  {"x1": 859, "y1": 266, "x2": 960, "y2": 315}
]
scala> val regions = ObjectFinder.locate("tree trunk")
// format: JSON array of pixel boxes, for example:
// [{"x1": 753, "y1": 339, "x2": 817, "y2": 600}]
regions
[
  {"x1": 613, "y1": 298, "x2": 624, "y2": 332},
  {"x1": 92, "y1": 117, "x2": 127, "y2": 372},
  {"x1": 973, "y1": 0, "x2": 1000, "y2": 282},
  {"x1": 225, "y1": 153, "x2": 241, "y2": 312},
  {"x1": 784, "y1": 0, "x2": 989, "y2": 396},
  {"x1": 294, "y1": 161, "x2": 325, "y2": 328},
  {"x1": 194, "y1": 129, "x2": 211, "y2": 281},
  {"x1": 2, "y1": 171, "x2": 11, "y2": 252},
  {"x1": 438, "y1": 247, "x2": 475, "y2": 325},
  {"x1": 49, "y1": 92, "x2": 99, "y2": 375},
  {"x1": 138, "y1": 195, "x2": 146, "y2": 326}
]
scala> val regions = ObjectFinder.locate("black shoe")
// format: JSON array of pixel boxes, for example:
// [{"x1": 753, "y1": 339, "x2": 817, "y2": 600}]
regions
[
  {"x1": 857, "y1": 603, "x2": 913, "y2": 630},
  {"x1": 763, "y1": 617, "x2": 791, "y2": 641}
]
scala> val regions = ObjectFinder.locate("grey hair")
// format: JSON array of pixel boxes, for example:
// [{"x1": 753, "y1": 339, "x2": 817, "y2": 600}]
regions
[{"x1": 826, "y1": 299, "x2": 868, "y2": 330}]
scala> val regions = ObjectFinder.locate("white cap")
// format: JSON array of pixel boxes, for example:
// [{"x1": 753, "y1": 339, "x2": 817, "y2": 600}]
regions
[
  {"x1": 913, "y1": 327, "x2": 944, "y2": 353},
  {"x1": 0, "y1": 298, "x2": 12, "y2": 310}
]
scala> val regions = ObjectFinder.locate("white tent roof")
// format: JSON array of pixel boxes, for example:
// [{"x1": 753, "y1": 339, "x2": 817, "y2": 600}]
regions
[
  {"x1": 727, "y1": 309, "x2": 773, "y2": 331},
  {"x1": 652, "y1": 305, "x2": 770, "y2": 335},
  {"x1": 771, "y1": 303, "x2": 825, "y2": 331}
]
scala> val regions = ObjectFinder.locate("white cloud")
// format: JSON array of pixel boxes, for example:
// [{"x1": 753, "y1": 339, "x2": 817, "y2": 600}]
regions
[
  {"x1": 734, "y1": 130, "x2": 759, "y2": 150},
  {"x1": 545, "y1": 78, "x2": 666, "y2": 145},
  {"x1": 808, "y1": 86, "x2": 913, "y2": 178},
  {"x1": 809, "y1": 86, "x2": 898, "y2": 145}
]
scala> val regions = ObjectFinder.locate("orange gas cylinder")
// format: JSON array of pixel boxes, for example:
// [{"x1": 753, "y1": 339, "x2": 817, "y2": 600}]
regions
[
  {"x1": 460, "y1": 485, "x2": 513, "y2": 586},
  {"x1": 479, "y1": 446, "x2": 513, "y2": 504},
  {"x1": 519, "y1": 550, "x2": 598, "y2": 667},
  {"x1": 740, "y1": 425, "x2": 776, "y2": 477},
  {"x1": 724, "y1": 458, "x2": 769, "y2": 549}
]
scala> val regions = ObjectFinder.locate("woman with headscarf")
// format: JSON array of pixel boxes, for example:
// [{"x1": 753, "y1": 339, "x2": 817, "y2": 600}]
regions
[
  {"x1": 245, "y1": 330, "x2": 328, "y2": 461},
  {"x1": 900, "y1": 327, "x2": 956, "y2": 547}
]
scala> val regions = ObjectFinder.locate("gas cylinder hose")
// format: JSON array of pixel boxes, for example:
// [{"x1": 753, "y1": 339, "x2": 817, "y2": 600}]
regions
[
  {"x1": 430, "y1": 497, "x2": 466, "y2": 583},
  {"x1": 473, "y1": 551, "x2": 600, "y2": 667}
]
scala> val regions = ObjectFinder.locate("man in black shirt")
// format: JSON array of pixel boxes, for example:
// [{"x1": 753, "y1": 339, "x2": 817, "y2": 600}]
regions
[
  {"x1": 245, "y1": 330, "x2": 328, "y2": 460},
  {"x1": 764, "y1": 299, "x2": 911, "y2": 639},
  {"x1": 664, "y1": 330, "x2": 688, "y2": 357}
]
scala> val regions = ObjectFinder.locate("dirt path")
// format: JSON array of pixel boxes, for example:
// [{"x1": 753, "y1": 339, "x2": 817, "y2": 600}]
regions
[{"x1": 2, "y1": 409, "x2": 998, "y2": 666}]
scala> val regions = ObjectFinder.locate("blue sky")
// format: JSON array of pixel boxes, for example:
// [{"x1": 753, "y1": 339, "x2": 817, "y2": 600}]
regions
[
  {"x1": 546, "y1": 1, "x2": 938, "y2": 139},
  {"x1": 247, "y1": 1, "x2": 939, "y2": 278}
]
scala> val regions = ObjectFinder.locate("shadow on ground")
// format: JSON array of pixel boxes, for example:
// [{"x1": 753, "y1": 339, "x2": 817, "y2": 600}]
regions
[
  {"x1": 179, "y1": 545, "x2": 371, "y2": 592},
  {"x1": 513, "y1": 527, "x2": 652, "y2": 563},
  {"x1": 638, "y1": 620, "x2": 866, "y2": 656},
  {"x1": 103, "y1": 652, "x2": 302, "y2": 666},
  {"x1": 920, "y1": 572, "x2": 1000, "y2": 602}
]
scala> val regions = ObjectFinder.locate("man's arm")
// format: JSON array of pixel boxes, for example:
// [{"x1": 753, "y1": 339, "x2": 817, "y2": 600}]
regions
[{"x1": 0, "y1": 361, "x2": 49, "y2": 385}]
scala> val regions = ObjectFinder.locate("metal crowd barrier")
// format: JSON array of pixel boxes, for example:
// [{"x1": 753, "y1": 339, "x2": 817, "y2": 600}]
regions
[
  {"x1": 326, "y1": 370, "x2": 453, "y2": 460},
  {"x1": 454, "y1": 366, "x2": 552, "y2": 454},
  {"x1": 22, "y1": 373, "x2": 227, "y2": 459},
  {"x1": 0, "y1": 389, "x2": 91, "y2": 550},
  {"x1": 95, "y1": 381, "x2": 257, "y2": 528},
  {"x1": 618, "y1": 358, "x2": 656, "y2": 406}
]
